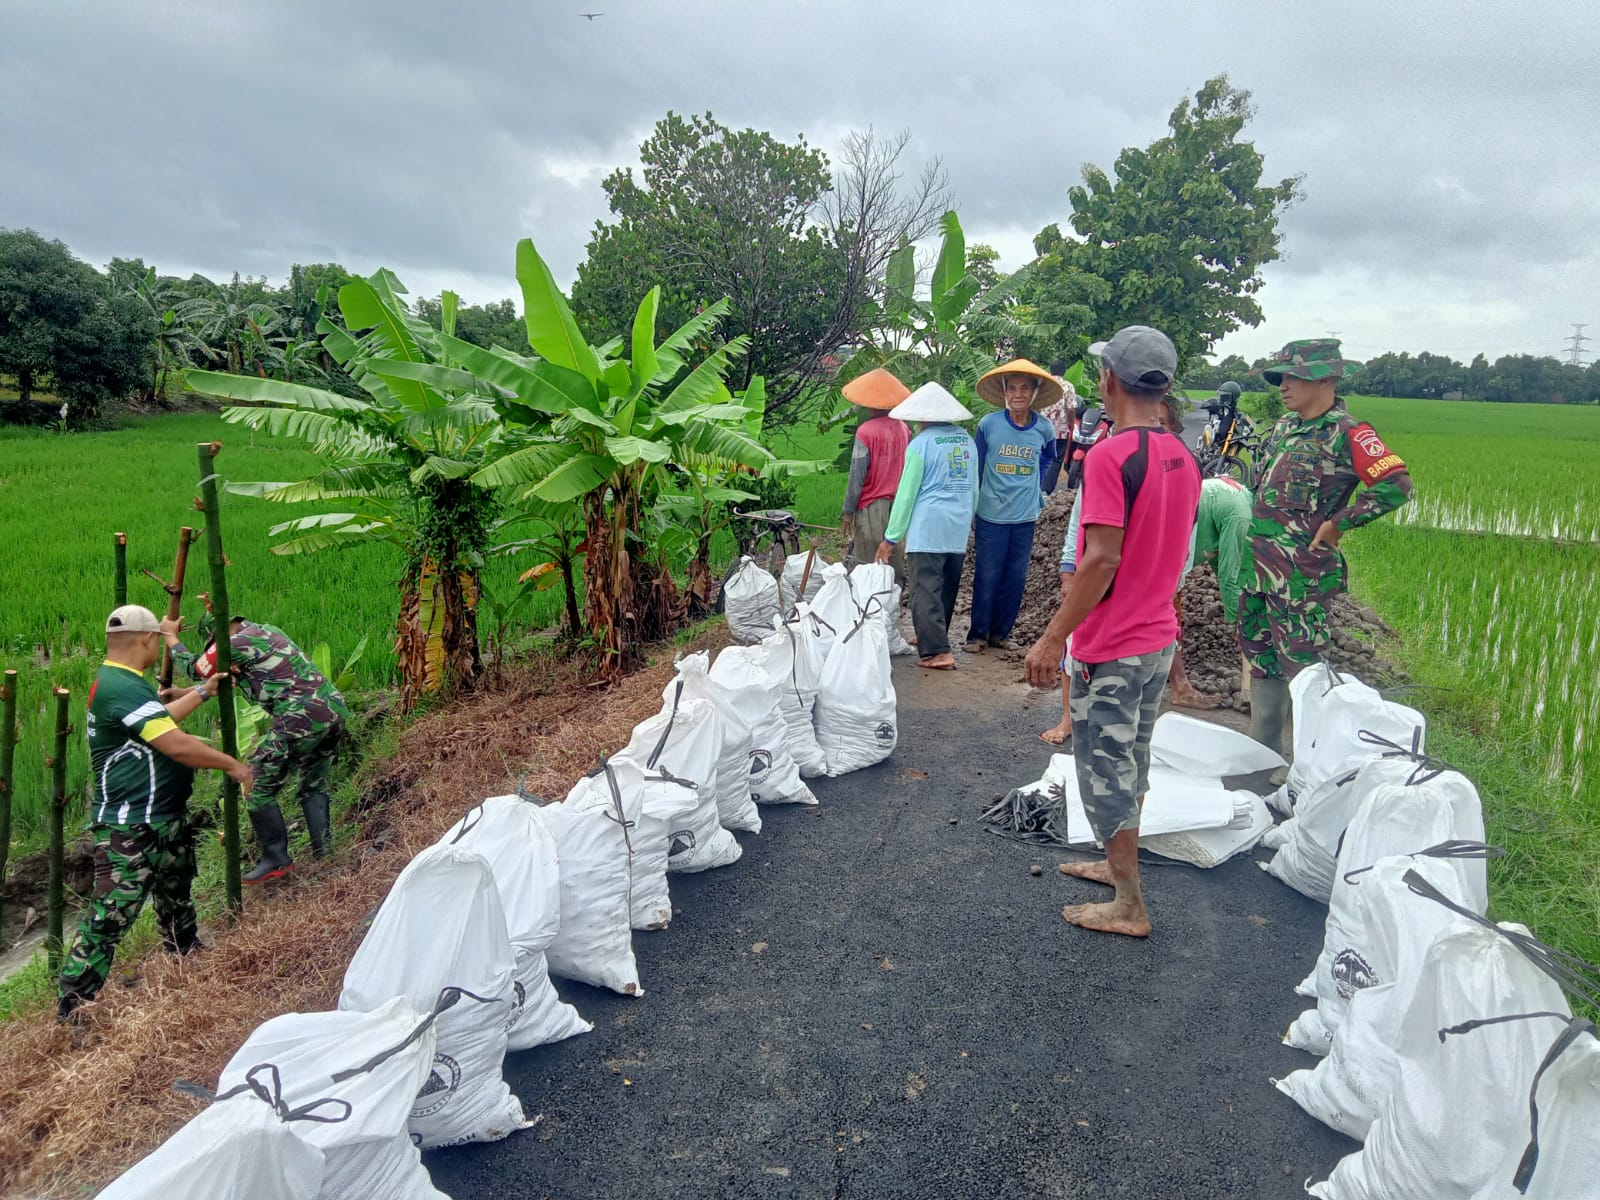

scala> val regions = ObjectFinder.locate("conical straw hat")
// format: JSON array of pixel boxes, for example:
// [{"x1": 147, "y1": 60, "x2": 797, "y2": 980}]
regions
[
  {"x1": 841, "y1": 368, "x2": 912, "y2": 411},
  {"x1": 976, "y1": 359, "x2": 1065, "y2": 410},
  {"x1": 891, "y1": 381, "x2": 973, "y2": 424}
]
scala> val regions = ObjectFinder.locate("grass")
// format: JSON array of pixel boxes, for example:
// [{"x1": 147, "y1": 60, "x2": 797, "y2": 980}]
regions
[{"x1": 0, "y1": 413, "x2": 554, "y2": 850}]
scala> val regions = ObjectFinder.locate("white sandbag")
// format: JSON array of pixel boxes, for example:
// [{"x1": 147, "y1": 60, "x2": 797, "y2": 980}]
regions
[
  {"x1": 1285, "y1": 761, "x2": 1488, "y2": 1053},
  {"x1": 1469, "y1": 1021, "x2": 1600, "y2": 1199},
  {"x1": 438, "y1": 796, "x2": 591, "y2": 1050},
  {"x1": 1278, "y1": 856, "x2": 1480, "y2": 1140},
  {"x1": 814, "y1": 611, "x2": 897, "y2": 775},
  {"x1": 668, "y1": 651, "x2": 761, "y2": 833},
  {"x1": 1137, "y1": 793, "x2": 1274, "y2": 868},
  {"x1": 778, "y1": 549, "x2": 828, "y2": 613},
  {"x1": 544, "y1": 761, "x2": 645, "y2": 988},
  {"x1": 613, "y1": 689, "x2": 741, "y2": 874},
  {"x1": 1265, "y1": 726, "x2": 1426, "y2": 904},
  {"x1": 98, "y1": 1074, "x2": 327, "y2": 1199},
  {"x1": 710, "y1": 642, "x2": 816, "y2": 806},
  {"x1": 1286, "y1": 663, "x2": 1426, "y2": 804},
  {"x1": 339, "y1": 844, "x2": 528, "y2": 1149},
  {"x1": 770, "y1": 607, "x2": 829, "y2": 778},
  {"x1": 1148, "y1": 712, "x2": 1288, "y2": 777},
  {"x1": 1310, "y1": 912, "x2": 1573, "y2": 1199},
  {"x1": 219, "y1": 998, "x2": 448, "y2": 1200},
  {"x1": 848, "y1": 561, "x2": 914, "y2": 656},
  {"x1": 808, "y1": 562, "x2": 857, "y2": 661},
  {"x1": 722, "y1": 556, "x2": 780, "y2": 643},
  {"x1": 1039, "y1": 753, "x2": 1237, "y2": 841}
]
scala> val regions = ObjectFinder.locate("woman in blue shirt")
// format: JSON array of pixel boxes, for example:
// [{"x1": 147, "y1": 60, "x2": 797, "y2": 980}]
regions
[{"x1": 966, "y1": 359, "x2": 1062, "y2": 652}]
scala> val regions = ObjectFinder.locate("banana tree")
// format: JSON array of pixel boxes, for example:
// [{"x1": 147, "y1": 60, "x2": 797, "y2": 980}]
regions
[
  {"x1": 468, "y1": 238, "x2": 775, "y2": 677},
  {"x1": 188, "y1": 271, "x2": 509, "y2": 708}
]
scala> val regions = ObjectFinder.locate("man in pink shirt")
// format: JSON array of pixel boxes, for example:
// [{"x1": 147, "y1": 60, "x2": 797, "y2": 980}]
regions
[
  {"x1": 1023, "y1": 326, "x2": 1201, "y2": 938},
  {"x1": 839, "y1": 368, "x2": 912, "y2": 586}
]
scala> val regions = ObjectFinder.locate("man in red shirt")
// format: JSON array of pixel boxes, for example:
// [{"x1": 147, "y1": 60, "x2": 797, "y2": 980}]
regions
[
  {"x1": 840, "y1": 368, "x2": 912, "y2": 585},
  {"x1": 1023, "y1": 326, "x2": 1201, "y2": 937}
]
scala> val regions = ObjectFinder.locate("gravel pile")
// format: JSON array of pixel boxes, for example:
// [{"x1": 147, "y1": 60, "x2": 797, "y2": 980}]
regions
[{"x1": 952, "y1": 489, "x2": 1398, "y2": 709}]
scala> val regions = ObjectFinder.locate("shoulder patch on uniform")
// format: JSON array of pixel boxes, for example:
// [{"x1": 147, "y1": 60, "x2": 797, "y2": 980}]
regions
[{"x1": 1348, "y1": 422, "x2": 1406, "y2": 484}]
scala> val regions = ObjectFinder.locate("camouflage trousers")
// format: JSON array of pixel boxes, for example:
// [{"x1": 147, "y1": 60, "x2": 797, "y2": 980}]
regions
[
  {"x1": 1238, "y1": 590, "x2": 1329, "y2": 682},
  {"x1": 58, "y1": 816, "x2": 198, "y2": 1006},
  {"x1": 250, "y1": 717, "x2": 344, "y2": 813},
  {"x1": 1068, "y1": 646, "x2": 1174, "y2": 845}
]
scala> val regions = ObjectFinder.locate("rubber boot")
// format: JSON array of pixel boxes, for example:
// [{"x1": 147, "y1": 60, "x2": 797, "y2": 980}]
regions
[
  {"x1": 1249, "y1": 677, "x2": 1292, "y2": 758},
  {"x1": 243, "y1": 803, "x2": 295, "y2": 884},
  {"x1": 302, "y1": 791, "x2": 332, "y2": 860}
]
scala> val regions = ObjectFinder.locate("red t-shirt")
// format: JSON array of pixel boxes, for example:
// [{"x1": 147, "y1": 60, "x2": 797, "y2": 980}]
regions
[
  {"x1": 855, "y1": 414, "x2": 910, "y2": 507},
  {"x1": 1072, "y1": 427, "x2": 1201, "y2": 663}
]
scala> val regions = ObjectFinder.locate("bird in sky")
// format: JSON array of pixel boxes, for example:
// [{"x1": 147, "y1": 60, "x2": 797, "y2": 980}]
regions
[{"x1": 581, "y1": 11, "x2": 604, "y2": 18}]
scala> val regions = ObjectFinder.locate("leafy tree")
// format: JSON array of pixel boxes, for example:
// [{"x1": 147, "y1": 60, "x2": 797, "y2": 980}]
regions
[
  {"x1": 176, "y1": 273, "x2": 283, "y2": 376},
  {"x1": 0, "y1": 229, "x2": 153, "y2": 422},
  {"x1": 575, "y1": 116, "x2": 947, "y2": 426},
  {"x1": 1025, "y1": 76, "x2": 1302, "y2": 372},
  {"x1": 414, "y1": 294, "x2": 522, "y2": 350},
  {"x1": 108, "y1": 258, "x2": 208, "y2": 400}
]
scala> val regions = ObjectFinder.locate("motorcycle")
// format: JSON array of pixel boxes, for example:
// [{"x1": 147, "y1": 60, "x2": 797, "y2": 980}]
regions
[
  {"x1": 1064, "y1": 404, "x2": 1112, "y2": 491},
  {"x1": 1194, "y1": 390, "x2": 1257, "y2": 481}
]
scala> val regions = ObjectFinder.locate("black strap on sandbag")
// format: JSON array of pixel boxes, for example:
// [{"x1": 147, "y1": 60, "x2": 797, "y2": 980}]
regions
[
  {"x1": 841, "y1": 592, "x2": 890, "y2": 645},
  {"x1": 1355, "y1": 726, "x2": 1454, "y2": 784},
  {"x1": 180, "y1": 1062, "x2": 353, "y2": 1125},
  {"x1": 330, "y1": 985, "x2": 504, "y2": 1083},
  {"x1": 643, "y1": 764, "x2": 698, "y2": 793},
  {"x1": 448, "y1": 802, "x2": 486, "y2": 844},
  {"x1": 646, "y1": 681, "x2": 684, "y2": 769},
  {"x1": 1403, "y1": 870, "x2": 1600, "y2": 1010},
  {"x1": 1319, "y1": 662, "x2": 1348, "y2": 694},
  {"x1": 1342, "y1": 839, "x2": 1504, "y2": 885},
  {"x1": 1436, "y1": 1012, "x2": 1598, "y2": 1193}
]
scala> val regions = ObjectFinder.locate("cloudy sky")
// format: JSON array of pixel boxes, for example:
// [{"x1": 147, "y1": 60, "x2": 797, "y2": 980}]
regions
[{"x1": 3, "y1": 0, "x2": 1595, "y2": 365}]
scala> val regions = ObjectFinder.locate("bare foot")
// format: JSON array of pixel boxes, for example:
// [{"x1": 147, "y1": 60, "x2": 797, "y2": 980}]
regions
[
  {"x1": 1169, "y1": 684, "x2": 1225, "y2": 710},
  {"x1": 1039, "y1": 721, "x2": 1072, "y2": 746},
  {"x1": 1062, "y1": 900, "x2": 1152, "y2": 938},
  {"x1": 1059, "y1": 860, "x2": 1115, "y2": 884},
  {"x1": 917, "y1": 653, "x2": 956, "y2": 670}
]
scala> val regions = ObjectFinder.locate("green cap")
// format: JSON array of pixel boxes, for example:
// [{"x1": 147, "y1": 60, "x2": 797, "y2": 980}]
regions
[{"x1": 1262, "y1": 338, "x2": 1347, "y2": 385}]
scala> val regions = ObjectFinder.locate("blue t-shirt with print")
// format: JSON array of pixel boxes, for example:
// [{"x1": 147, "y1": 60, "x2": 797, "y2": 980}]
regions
[{"x1": 975, "y1": 409, "x2": 1057, "y2": 525}]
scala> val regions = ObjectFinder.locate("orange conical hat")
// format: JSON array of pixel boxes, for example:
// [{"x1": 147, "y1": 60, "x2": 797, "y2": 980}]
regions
[{"x1": 841, "y1": 368, "x2": 912, "y2": 411}]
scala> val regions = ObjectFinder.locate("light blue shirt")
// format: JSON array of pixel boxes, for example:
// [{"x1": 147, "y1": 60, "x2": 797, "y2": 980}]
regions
[
  {"x1": 974, "y1": 409, "x2": 1056, "y2": 525},
  {"x1": 885, "y1": 424, "x2": 977, "y2": 554}
]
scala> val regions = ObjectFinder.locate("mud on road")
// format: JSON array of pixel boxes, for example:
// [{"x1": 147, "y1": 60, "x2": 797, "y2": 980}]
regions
[{"x1": 425, "y1": 650, "x2": 1354, "y2": 1199}]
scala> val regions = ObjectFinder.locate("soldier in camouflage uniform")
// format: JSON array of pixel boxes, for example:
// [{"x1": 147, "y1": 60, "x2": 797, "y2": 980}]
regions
[
  {"x1": 163, "y1": 614, "x2": 350, "y2": 882},
  {"x1": 1242, "y1": 339, "x2": 1414, "y2": 757},
  {"x1": 58, "y1": 606, "x2": 252, "y2": 1022}
]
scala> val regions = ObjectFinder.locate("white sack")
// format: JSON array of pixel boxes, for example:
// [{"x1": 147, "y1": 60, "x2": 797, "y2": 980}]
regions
[
  {"x1": 722, "y1": 556, "x2": 781, "y2": 643},
  {"x1": 544, "y1": 761, "x2": 645, "y2": 988},
  {"x1": 99, "y1": 1079, "x2": 325, "y2": 1200},
  {"x1": 339, "y1": 844, "x2": 528, "y2": 1149},
  {"x1": 807, "y1": 562, "x2": 857, "y2": 661},
  {"x1": 1277, "y1": 856, "x2": 1481, "y2": 1140},
  {"x1": 1469, "y1": 1022, "x2": 1600, "y2": 1199},
  {"x1": 1310, "y1": 919, "x2": 1572, "y2": 1199},
  {"x1": 848, "y1": 561, "x2": 915, "y2": 656},
  {"x1": 1286, "y1": 664, "x2": 1426, "y2": 804},
  {"x1": 668, "y1": 651, "x2": 761, "y2": 833},
  {"x1": 438, "y1": 797, "x2": 591, "y2": 1050},
  {"x1": 770, "y1": 607, "x2": 829, "y2": 778},
  {"x1": 613, "y1": 691, "x2": 741, "y2": 874},
  {"x1": 710, "y1": 642, "x2": 816, "y2": 806},
  {"x1": 219, "y1": 998, "x2": 447, "y2": 1200},
  {"x1": 814, "y1": 613, "x2": 897, "y2": 775},
  {"x1": 778, "y1": 550, "x2": 828, "y2": 613},
  {"x1": 1285, "y1": 762, "x2": 1487, "y2": 1053},
  {"x1": 1147, "y1": 712, "x2": 1289, "y2": 777}
]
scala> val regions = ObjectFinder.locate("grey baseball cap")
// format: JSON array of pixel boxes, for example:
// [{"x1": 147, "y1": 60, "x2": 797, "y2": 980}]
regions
[
  {"x1": 105, "y1": 604, "x2": 161, "y2": 634},
  {"x1": 1088, "y1": 326, "x2": 1178, "y2": 394}
]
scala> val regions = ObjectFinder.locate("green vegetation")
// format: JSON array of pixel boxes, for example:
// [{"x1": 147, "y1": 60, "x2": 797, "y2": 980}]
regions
[{"x1": 1343, "y1": 395, "x2": 1600, "y2": 970}]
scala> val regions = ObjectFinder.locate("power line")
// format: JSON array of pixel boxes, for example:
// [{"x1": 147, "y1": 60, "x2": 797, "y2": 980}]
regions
[{"x1": 1565, "y1": 323, "x2": 1590, "y2": 366}]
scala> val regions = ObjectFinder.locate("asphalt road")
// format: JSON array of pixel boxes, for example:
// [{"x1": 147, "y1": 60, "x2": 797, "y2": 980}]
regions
[{"x1": 425, "y1": 651, "x2": 1352, "y2": 1200}]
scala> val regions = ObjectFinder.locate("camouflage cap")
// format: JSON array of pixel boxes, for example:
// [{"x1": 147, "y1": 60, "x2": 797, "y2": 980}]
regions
[{"x1": 1262, "y1": 338, "x2": 1347, "y2": 385}]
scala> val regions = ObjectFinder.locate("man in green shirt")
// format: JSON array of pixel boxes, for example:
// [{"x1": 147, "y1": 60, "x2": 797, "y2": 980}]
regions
[
  {"x1": 1168, "y1": 475, "x2": 1257, "y2": 706},
  {"x1": 57, "y1": 605, "x2": 253, "y2": 1023}
]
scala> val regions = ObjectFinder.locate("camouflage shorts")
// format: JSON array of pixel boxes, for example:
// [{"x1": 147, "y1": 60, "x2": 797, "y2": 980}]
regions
[
  {"x1": 1068, "y1": 647, "x2": 1174, "y2": 844},
  {"x1": 250, "y1": 718, "x2": 344, "y2": 812},
  {"x1": 1238, "y1": 590, "x2": 1329, "y2": 682}
]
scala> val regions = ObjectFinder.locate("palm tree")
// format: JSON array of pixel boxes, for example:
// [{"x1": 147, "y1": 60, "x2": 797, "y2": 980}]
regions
[{"x1": 177, "y1": 274, "x2": 284, "y2": 376}]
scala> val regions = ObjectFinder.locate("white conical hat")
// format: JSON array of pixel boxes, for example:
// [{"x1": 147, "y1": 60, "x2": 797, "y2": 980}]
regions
[{"x1": 890, "y1": 381, "x2": 972, "y2": 424}]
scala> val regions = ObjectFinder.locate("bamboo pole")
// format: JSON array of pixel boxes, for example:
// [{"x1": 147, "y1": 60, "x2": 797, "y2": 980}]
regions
[
  {"x1": 197, "y1": 442, "x2": 243, "y2": 910},
  {"x1": 46, "y1": 686, "x2": 69, "y2": 973},
  {"x1": 113, "y1": 532, "x2": 128, "y2": 607},
  {"x1": 158, "y1": 527, "x2": 196, "y2": 689},
  {"x1": 0, "y1": 670, "x2": 17, "y2": 951}
]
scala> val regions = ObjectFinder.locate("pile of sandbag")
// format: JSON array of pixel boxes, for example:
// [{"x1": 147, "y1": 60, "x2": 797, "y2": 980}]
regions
[
  {"x1": 721, "y1": 556, "x2": 780, "y2": 643},
  {"x1": 765, "y1": 610, "x2": 828, "y2": 778}
]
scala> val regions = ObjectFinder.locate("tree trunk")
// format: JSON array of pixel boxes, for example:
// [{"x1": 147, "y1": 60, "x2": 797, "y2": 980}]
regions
[
  {"x1": 559, "y1": 550, "x2": 582, "y2": 639},
  {"x1": 684, "y1": 531, "x2": 717, "y2": 616},
  {"x1": 582, "y1": 480, "x2": 683, "y2": 681},
  {"x1": 17, "y1": 368, "x2": 32, "y2": 405},
  {"x1": 396, "y1": 555, "x2": 481, "y2": 711}
]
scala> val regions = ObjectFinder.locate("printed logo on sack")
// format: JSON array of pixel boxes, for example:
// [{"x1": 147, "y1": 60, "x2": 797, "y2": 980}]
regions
[
  {"x1": 411, "y1": 1053, "x2": 461, "y2": 1118},
  {"x1": 503, "y1": 980, "x2": 527, "y2": 1033},
  {"x1": 874, "y1": 721, "x2": 895, "y2": 744},
  {"x1": 749, "y1": 749, "x2": 773, "y2": 777},
  {"x1": 668, "y1": 829, "x2": 697, "y2": 858},
  {"x1": 1331, "y1": 948, "x2": 1377, "y2": 999}
]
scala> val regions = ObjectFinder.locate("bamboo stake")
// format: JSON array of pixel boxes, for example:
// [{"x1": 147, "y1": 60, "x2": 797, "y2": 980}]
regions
[
  {"x1": 0, "y1": 670, "x2": 17, "y2": 951},
  {"x1": 113, "y1": 532, "x2": 128, "y2": 607},
  {"x1": 159, "y1": 527, "x2": 196, "y2": 689},
  {"x1": 197, "y1": 442, "x2": 243, "y2": 910},
  {"x1": 46, "y1": 686, "x2": 69, "y2": 973}
]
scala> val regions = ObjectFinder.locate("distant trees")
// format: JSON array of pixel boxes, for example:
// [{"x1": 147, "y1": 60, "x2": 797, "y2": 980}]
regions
[{"x1": 1351, "y1": 350, "x2": 1599, "y2": 405}]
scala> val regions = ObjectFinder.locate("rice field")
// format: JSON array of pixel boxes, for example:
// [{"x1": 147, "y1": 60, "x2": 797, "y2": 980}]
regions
[{"x1": 0, "y1": 413, "x2": 543, "y2": 848}]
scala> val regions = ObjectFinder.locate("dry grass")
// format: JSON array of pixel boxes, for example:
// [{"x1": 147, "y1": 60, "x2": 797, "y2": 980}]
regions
[{"x1": 0, "y1": 630, "x2": 723, "y2": 1199}]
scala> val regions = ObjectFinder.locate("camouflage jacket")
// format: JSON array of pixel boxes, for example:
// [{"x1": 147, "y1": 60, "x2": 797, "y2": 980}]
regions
[
  {"x1": 1248, "y1": 405, "x2": 1413, "y2": 600},
  {"x1": 175, "y1": 620, "x2": 350, "y2": 731}
]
